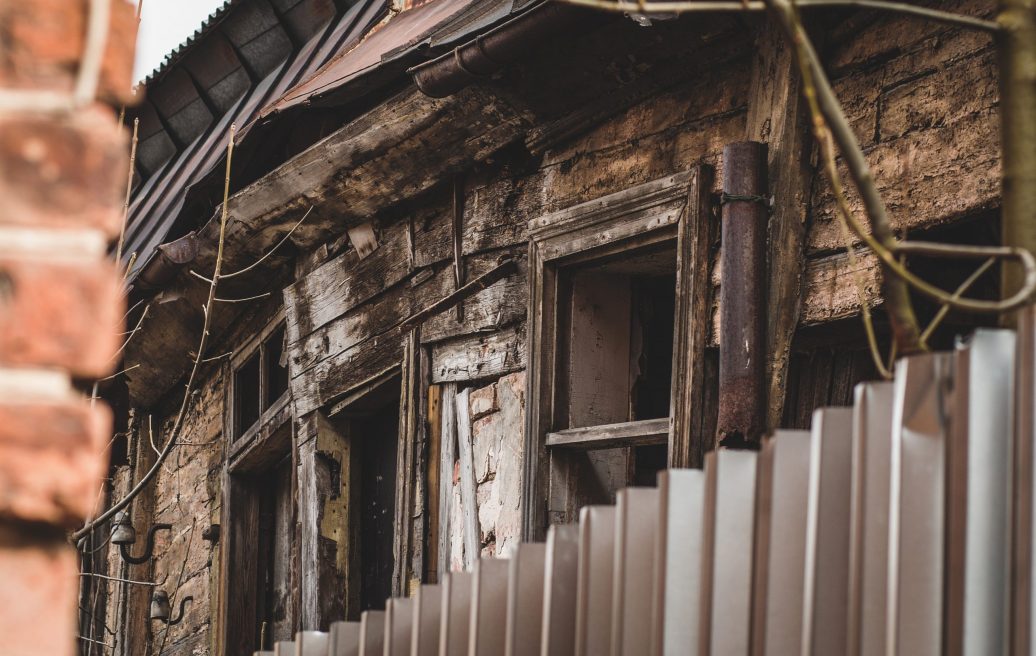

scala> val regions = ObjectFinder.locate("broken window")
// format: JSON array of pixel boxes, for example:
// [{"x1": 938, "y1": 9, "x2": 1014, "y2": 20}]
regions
[
  {"x1": 231, "y1": 319, "x2": 291, "y2": 442},
  {"x1": 525, "y1": 168, "x2": 715, "y2": 532}
]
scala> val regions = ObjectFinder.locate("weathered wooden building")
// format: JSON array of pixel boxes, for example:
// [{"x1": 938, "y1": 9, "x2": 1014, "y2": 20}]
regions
[{"x1": 79, "y1": 0, "x2": 1005, "y2": 653}]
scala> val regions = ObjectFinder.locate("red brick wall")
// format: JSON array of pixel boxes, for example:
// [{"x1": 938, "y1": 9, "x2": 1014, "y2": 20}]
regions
[{"x1": 0, "y1": 1, "x2": 136, "y2": 653}]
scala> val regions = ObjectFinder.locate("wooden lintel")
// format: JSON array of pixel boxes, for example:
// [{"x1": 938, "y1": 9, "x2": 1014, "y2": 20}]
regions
[{"x1": 399, "y1": 258, "x2": 517, "y2": 331}]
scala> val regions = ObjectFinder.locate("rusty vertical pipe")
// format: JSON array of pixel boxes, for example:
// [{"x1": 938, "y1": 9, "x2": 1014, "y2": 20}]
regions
[{"x1": 717, "y1": 141, "x2": 769, "y2": 448}]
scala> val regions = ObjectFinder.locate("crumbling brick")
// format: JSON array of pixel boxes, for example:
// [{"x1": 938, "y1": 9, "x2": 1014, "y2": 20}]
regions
[
  {"x1": 0, "y1": 252, "x2": 123, "y2": 376},
  {"x1": 0, "y1": 532, "x2": 79, "y2": 656},
  {"x1": 0, "y1": 0, "x2": 140, "y2": 105},
  {"x1": 0, "y1": 400, "x2": 111, "y2": 526},
  {"x1": 0, "y1": 107, "x2": 128, "y2": 236}
]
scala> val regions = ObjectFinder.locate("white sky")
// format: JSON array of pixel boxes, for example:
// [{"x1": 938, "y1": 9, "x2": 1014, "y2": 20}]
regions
[{"x1": 133, "y1": 0, "x2": 228, "y2": 82}]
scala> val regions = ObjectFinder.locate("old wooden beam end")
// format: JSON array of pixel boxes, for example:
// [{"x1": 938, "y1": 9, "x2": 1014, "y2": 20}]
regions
[{"x1": 717, "y1": 141, "x2": 769, "y2": 450}]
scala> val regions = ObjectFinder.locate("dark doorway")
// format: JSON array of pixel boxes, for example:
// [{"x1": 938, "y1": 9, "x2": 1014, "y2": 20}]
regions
[
  {"x1": 331, "y1": 372, "x2": 402, "y2": 618},
  {"x1": 256, "y1": 455, "x2": 294, "y2": 645},
  {"x1": 356, "y1": 397, "x2": 400, "y2": 612}
]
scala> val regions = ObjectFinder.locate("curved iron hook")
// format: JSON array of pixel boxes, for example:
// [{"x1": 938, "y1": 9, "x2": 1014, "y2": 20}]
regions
[
  {"x1": 167, "y1": 596, "x2": 193, "y2": 626},
  {"x1": 119, "y1": 523, "x2": 172, "y2": 565}
]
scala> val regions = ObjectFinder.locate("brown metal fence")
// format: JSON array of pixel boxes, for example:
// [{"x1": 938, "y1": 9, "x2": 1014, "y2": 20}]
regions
[{"x1": 261, "y1": 307, "x2": 1036, "y2": 656}]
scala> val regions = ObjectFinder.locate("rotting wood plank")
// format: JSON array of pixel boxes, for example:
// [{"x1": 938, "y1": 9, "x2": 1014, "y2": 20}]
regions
[
  {"x1": 289, "y1": 249, "x2": 520, "y2": 380},
  {"x1": 745, "y1": 19, "x2": 816, "y2": 434},
  {"x1": 670, "y1": 165, "x2": 715, "y2": 467},
  {"x1": 127, "y1": 84, "x2": 532, "y2": 407},
  {"x1": 437, "y1": 383, "x2": 458, "y2": 581},
  {"x1": 430, "y1": 323, "x2": 526, "y2": 385},
  {"x1": 546, "y1": 418, "x2": 669, "y2": 450},
  {"x1": 455, "y1": 388, "x2": 481, "y2": 568},
  {"x1": 283, "y1": 218, "x2": 414, "y2": 343},
  {"x1": 425, "y1": 384, "x2": 442, "y2": 585}
]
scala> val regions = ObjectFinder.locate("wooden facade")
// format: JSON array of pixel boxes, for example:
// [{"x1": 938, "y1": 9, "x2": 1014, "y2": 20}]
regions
[{"x1": 81, "y1": 0, "x2": 1006, "y2": 653}]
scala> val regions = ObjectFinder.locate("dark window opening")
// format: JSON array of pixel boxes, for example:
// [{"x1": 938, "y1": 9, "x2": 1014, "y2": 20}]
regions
[
  {"x1": 234, "y1": 351, "x2": 261, "y2": 438},
  {"x1": 233, "y1": 322, "x2": 291, "y2": 440},
  {"x1": 265, "y1": 324, "x2": 290, "y2": 408}
]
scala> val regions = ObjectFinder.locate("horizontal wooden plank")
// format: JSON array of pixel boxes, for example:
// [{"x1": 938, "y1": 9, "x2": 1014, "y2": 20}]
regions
[
  {"x1": 289, "y1": 249, "x2": 522, "y2": 379},
  {"x1": 291, "y1": 331, "x2": 406, "y2": 417},
  {"x1": 430, "y1": 323, "x2": 526, "y2": 384},
  {"x1": 284, "y1": 216, "x2": 414, "y2": 343},
  {"x1": 546, "y1": 418, "x2": 669, "y2": 450}
]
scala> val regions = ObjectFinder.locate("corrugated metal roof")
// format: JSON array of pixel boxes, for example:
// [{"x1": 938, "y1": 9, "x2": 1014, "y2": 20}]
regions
[
  {"x1": 123, "y1": 0, "x2": 385, "y2": 275},
  {"x1": 124, "y1": 0, "x2": 534, "y2": 284}
]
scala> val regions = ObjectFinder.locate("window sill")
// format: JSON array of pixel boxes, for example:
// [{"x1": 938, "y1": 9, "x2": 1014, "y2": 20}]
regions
[{"x1": 545, "y1": 417, "x2": 669, "y2": 450}]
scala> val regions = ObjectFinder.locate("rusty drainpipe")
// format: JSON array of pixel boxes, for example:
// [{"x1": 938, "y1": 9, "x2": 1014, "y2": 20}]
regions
[{"x1": 717, "y1": 141, "x2": 769, "y2": 449}]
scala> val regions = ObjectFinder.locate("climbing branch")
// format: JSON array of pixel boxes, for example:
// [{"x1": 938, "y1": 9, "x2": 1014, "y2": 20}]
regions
[
  {"x1": 557, "y1": 0, "x2": 1000, "y2": 32},
  {"x1": 72, "y1": 125, "x2": 238, "y2": 543}
]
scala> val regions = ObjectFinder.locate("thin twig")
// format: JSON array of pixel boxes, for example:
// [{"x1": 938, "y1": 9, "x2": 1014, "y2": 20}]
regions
[
  {"x1": 218, "y1": 206, "x2": 313, "y2": 280},
  {"x1": 214, "y1": 292, "x2": 272, "y2": 304},
  {"x1": 95, "y1": 363, "x2": 140, "y2": 382},
  {"x1": 78, "y1": 572, "x2": 157, "y2": 586},
  {"x1": 78, "y1": 635, "x2": 113, "y2": 648},
  {"x1": 72, "y1": 125, "x2": 237, "y2": 543},
  {"x1": 557, "y1": 0, "x2": 1000, "y2": 31},
  {"x1": 189, "y1": 269, "x2": 213, "y2": 284},
  {"x1": 112, "y1": 303, "x2": 150, "y2": 359},
  {"x1": 116, "y1": 118, "x2": 139, "y2": 266},
  {"x1": 199, "y1": 351, "x2": 233, "y2": 363},
  {"x1": 149, "y1": 415, "x2": 160, "y2": 457}
]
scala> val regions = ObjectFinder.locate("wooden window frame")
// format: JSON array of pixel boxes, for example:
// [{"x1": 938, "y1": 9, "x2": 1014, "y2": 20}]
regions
[
  {"x1": 226, "y1": 309, "x2": 290, "y2": 459},
  {"x1": 522, "y1": 167, "x2": 715, "y2": 539}
]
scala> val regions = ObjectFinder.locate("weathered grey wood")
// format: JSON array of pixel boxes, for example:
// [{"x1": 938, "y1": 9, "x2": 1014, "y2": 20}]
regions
[
  {"x1": 439, "y1": 571, "x2": 473, "y2": 656},
  {"x1": 412, "y1": 584, "x2": 442, "y2": 656},
  {"x1": 455, "y1": 388, "x2": 480, "y2": 568},
  {"x1": 575, "y1": 505, "x2": 616, "y2": 656},
  {"x1": 699, "y1": 449, "x2": 757, "y2": 656},
  {"x1": 347, "y1": 222, "x2": 378, "y2": 260},
  {"x1": 294, "y1": 631, "x2": 328, "y2": 656},
  {"x1": 127, "y1": 84, "x2": 532, "y2": 407},
  {"x1": 670, "y1": 166, "x2": 715, "y2": 467},
  {"x1": 611, "y1": 487, "x2": 659, "y2": 656},
  {"x1": 438, "y1": 384, "x2": 458, "y2": 580},
  {"x1": 469, "y1": 558, "x2": 510, "y2": 656},
  {"x1": 391, "y1": 330, "x2": 419, "y2": 596},
  {"x1": 945, "y1": 331, "x2": 1015, "y2": 656},
  {"x1": 541, "y1": 524, "x2": 579, "y2": 656},
  {"x1": 399, "y1": 259, "x2": 518, "y2": 332},
  {"x1": 750, "y1": 430, "x2": 811, "y2": 656},
  {"x1": 420, "y1": 254, "x2": 528, "y2": 345},
  {"x1": 504, "y1": 543, "x2": 547, "y2": 656},
  {"x1": 430, "y1": 323, "x2": 525, "y2": 384},
  {"x1": 802, "y1": 408, "x2": 853, "y2": 656},
  {"x1": 292, "y1": 327, "x2": 405, "y2": 417},
  {"x1": 652, "y1": 469, "x2": 705, "y2": 656},
  {"x1": 283, "y1": 219, "x2": 414, "y2": 343},
  {"x1": 329, "y1": 621, "x2": 360, "y2": 656},
  {"x1": 744, "y1": 20, "x2": 814, "y2": 434},
  {"x1": 385, "y1": 598, "x2": 414, "y2": 656},
  {"x1": 887, "y1": 354, "x2": 954, "y2": 656},
  {"x1": 847, "y1": 382, "x2": 895, "y2": 656},
  {"x1": 546, "y1": 419, "x2": 668, "y2": 450}
]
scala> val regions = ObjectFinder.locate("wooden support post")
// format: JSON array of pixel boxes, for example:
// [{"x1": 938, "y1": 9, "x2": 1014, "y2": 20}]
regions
[
  {"x1": 455, "y1": 388, "x2": 480, "y2": 568},
  {"x1": 744, "y1": 22, "x2": 814, "y2": 433},
  {"x1": 452, "y1": 174, "x2": 466, "y2": 322},
  {"x1": 717, "y1": 141, "x2": 769, "y2": 447}
]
